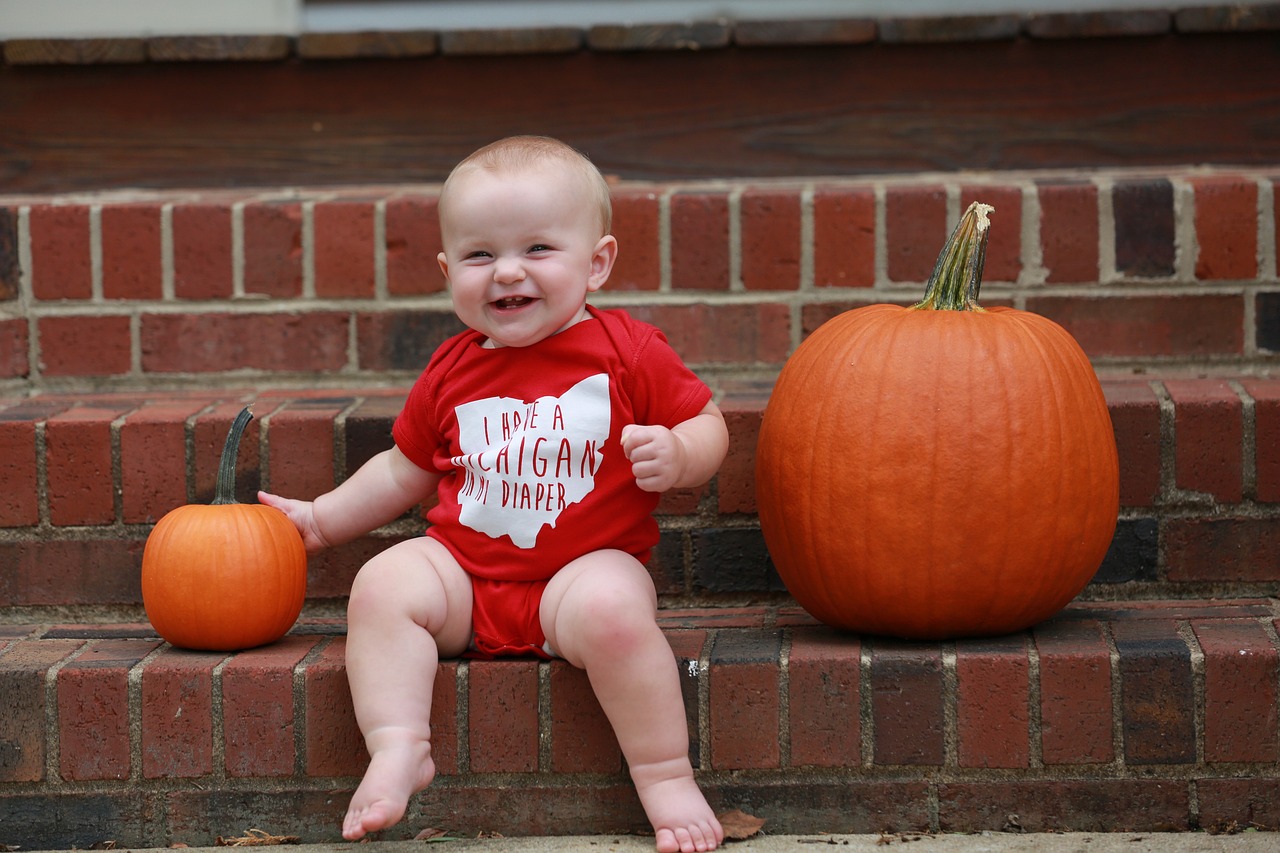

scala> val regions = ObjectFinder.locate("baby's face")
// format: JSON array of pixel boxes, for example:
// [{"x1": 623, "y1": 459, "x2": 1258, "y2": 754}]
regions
[{"x1": 438, "y1": 164, "x2": 613, "y2": 349}]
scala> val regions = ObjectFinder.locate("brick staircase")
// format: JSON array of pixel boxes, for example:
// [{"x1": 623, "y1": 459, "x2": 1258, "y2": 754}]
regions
[{"x1": 2, "y1": 166, "x2": 1279, "y2": 849}]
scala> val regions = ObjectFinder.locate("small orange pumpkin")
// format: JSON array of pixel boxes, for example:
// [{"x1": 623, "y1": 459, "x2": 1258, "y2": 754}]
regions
[
  {"x1": 142, "y1": 406, "x2": 307, "y2": 651},
  {"x1": 756, "y1": 202, "x2": 1119, "y2": 639}
]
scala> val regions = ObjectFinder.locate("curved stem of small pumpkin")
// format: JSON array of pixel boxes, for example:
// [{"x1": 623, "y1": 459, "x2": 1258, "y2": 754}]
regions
[
  {"x1": 213, "y1": 406, "x2": 253, "y2": 506},
  {"x1": 912, "y1": 201, "x2": 994, "y2": 312}
]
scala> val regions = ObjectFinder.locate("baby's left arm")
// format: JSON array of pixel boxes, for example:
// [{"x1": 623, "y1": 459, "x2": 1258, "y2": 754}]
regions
[{"x1": 621, "y1": 401, "x2": 729, "y2": 493}]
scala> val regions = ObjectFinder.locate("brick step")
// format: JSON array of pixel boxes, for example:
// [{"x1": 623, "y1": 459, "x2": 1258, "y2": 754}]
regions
[
  {"x1": 2, "y1": 600, "x2": 1279, "y2": 850},
  {"x1": 2, "y1": 374, "x2": 1279, "y2": 619}
]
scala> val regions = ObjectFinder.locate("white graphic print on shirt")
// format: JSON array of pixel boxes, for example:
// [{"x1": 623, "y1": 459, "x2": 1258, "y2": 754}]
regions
[{"x1": 451, "y1": 373, "x2": 610, "y2": 548}]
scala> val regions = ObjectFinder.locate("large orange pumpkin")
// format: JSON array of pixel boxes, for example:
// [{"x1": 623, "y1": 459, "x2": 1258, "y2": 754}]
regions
[
  {"x1": 756, "y1": 202, "x2": 1119, "y2": 639},
  {"x1": 142, "y1": 407, "x2": 307, "y2": 651}
]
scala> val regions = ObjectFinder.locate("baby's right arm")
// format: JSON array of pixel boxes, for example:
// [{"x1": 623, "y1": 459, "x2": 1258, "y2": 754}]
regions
[{"x1": 259, "y1": 446, "x2": 440, "y2": 554}]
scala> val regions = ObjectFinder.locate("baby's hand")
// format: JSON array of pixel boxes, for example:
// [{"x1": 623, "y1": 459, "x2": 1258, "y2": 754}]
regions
[
  {"x1": 621, "y1": 424, "x2": 686, "y2": 493},
  {"x1": 258, "y1": 491, "x2": 331, "y2": 554}
]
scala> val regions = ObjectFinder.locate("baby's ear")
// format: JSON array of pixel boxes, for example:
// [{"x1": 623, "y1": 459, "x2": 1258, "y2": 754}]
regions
[
  {"x1": 587, "y1": 235, "x2": 618, "y2": 292},
  {"x1": 437, "y1": 251, "x2": 450, "y2": 282}
]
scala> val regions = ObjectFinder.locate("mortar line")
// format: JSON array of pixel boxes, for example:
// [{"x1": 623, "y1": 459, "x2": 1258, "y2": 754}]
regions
[
  {"x1": 1176, "y1": 619, "x2": 1206, "y2": 827},
  {"x1": 1025, "y1": 634, "x2": 1044, "y2": 769},
  {"x1": 89, "y1": 204, "x2": 103, "y2": 301},
  {"x1": 1095, "y1": 175, "x2": 1117, "y2": 285},
  {"x1": 160, "y1": 202, "x2": 175, "y2": 301},
  {"x1": 43, "y1": 640, "x2": 94, "y2": 782},
  {"x1": 860, "y1": 641, "x2": 874, "y2": 769},
  {"x1": 537, "y1": 659, "x2": 552, "y2": 774},
  {"x1": 777, "y1": 627, "x2": 791, "y2": 769},
  {"x1": 231, "y1": 201, "x2": 246, "y2": 298},
  {"x1": 1101, "y1": 620, "x2": 1126, "y2": 770},
  {"x1": 293, "y1": 634, "x2": 333, "y2": 778},
  {"x1": 942, "y1": 643, "x2": 958, "y2": 768}
]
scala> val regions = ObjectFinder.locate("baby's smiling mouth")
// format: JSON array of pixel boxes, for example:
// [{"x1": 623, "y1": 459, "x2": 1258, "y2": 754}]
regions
[{"x1": 494, "y1": 296, "x2": 535, "y2": 310}]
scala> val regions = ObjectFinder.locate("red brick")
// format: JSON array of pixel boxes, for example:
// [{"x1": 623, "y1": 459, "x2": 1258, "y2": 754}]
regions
[
  {"x1": 664, "y1": 628, "x2": 707, "y2": 767},
  {"x1": 314, "y1": 200, "x2": 376, "y2": 298},
  {"x1": 1192, "y1": 619, "x2": 1279, "y2": 763},
  {"x1": 870, "y1": 642, "x2": 944, "y2": 766},
  {"x1": 430, "y1": 660, "x2": 460, "y2": 775},
  {"x1": 141, "y1": 647, "x2": 224, "y2": 779},
  {"x1": 0, "y1": 317, "x2": 29, "y2": 378},
  {"x1": 938, "y1": 779, "x2": 1190, "y2": 832},
  {"x1": 192, "y1": 402, "x2": 262, "y2": 506},
  {"x1": 46, "y1": 404, "x2": 129, "y2": 526},
  {"x1": 1242, "y1": 378, "x2": 1280, "y2": 502},
  {"x1": 1111, "y1": 619, "x2": 1195, "y2": 765},
  {"x1": 140, "y1": 311, "x2": 350, "y2": 375},
  {"x1": 813, "y1": 185, "x2": 874, "y2": 288},
  {"x1": 549, "y1": 661, "x2": 622, "y2": 773},
  {"x1": 960, "y1": 184, "x2": 1022, "y2": 282},
  {"x1": 37, "y1": 314, "x2": 132, "y2": 377},
  {"x1": 787, "y1": 627, "x2": 860, "y2": 768},
  {"x1": 885, "y1": 184, "x2": 946, "y2": 283},
  {"x1": 264, "y1": 400, "x2": 342, "y2": 499},
  {"x1": 385, "y1": 194, "x2": 444, "y2": 296},
  {"x1": 101, "y1": 203, "x2": 162, "y2": 299},
  {"x1": 0, "y1": 408, "x2": 41, "y2": 527},
  {"x1": 717, "y1": 395, "x2": 764, "y2": 515},
  {"x1": 1192, "y1": 175, "x2": 1258, "y2": 280},
  {"x1": 58, "y1": 638, "x2": 162, "y2": 780},
  {"x1": 1164, "y1": 378, "x2": 1243, "y2": 502},
  {"x1": 709, "y1": 629, "x2": 781, "y2": 770},
  {"x1": 1027, "y1": 294, "x2": 1243, "y2": 358},
  {"x1": 29, "y1": 204, "x2": 92, "y2": 300},
  {"x1": 469, "y1": 659, "x2": 539, "y2": 773},
  {"x1": 0, "y1": 538, "x2": 146, "y2": 607},
  {"x1": 1197, "y1": 778, "x2": 1280, "y2": 832},
  {"x1": 609, "y1": 189, "x2": 660, "y2": 291},
  {"x1": 624, "y1": 301, "x2": 790, "y2": 365},
  {"x1": 222, "y1": 635, "x2": 321, "y2": 777},
  {"x1": 173, "y1": 202, "x2": 233, "y2": 299},
  {"x1": 955, "y1": 637, "x2": 1030, "y2": 769},
  {"x1": 670, "y1": 191, "x2": 730, "y2": 291},
  {"x1": 303, "y1": 637, "x2": 364, "y2": 777},
  {"x1": 0, "y1": 638, "x2": 85, "y2": 781},
  {"x1": 1113, "y1": 179, "x2": 1175, "y2": 278},
  {"x1": 1034, "y1": 619, "x2": 1113, "y2": 765},
  {"x1": 1103, "y1": 380, "x2": 1161, "y2": 507},
  {"x1": 741, "y1": 188, "x2": 801, "y2": 291},
  {"x1": 120, "y1": 400, "x2": 207, "y2": 523},
  {"x1": 243, "y1": 201, "x2": 302, "y2": 297},
  {"x1": 1037, "y1": 181, "x2": 1099, "y2": 283},
  {"x1": 1164, "y1": 518, "x2": 1280, "y2": 583}
]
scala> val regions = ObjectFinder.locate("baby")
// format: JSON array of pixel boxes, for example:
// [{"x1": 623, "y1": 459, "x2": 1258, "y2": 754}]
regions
[{"x1": 260, "y1": 136, "x2": 728, "y2": 853}]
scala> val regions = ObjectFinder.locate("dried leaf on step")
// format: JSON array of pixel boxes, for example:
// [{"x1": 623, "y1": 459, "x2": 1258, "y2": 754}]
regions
[
  {"x1": 215, "y1": 829, "x2": 301, "y2": 847},
  {"x1": 718, "y1": 809, "x2": 766, "y2": 840}
]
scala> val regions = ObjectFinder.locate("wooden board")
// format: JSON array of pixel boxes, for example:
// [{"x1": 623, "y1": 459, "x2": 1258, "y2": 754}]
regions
[{"x1": 1, "y1": 33, "x2": 1276, "y2": 191}]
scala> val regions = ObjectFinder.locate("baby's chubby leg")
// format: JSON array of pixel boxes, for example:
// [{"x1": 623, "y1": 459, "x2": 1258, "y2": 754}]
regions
[
  {"x1": 541, "y1": 551, "x2": 723, "y2": 853},
  {"x1": 342, "y1": 537, "x2": 472, "y2": 841}
]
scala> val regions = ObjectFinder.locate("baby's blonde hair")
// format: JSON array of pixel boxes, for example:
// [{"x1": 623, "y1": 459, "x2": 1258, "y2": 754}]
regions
[{"x1": 440, "y1": 136, "x2": 613, "y2": 236}]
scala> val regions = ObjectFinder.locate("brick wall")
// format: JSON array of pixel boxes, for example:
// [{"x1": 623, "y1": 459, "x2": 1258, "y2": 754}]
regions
[
  {"x1": 1, "y1": 373, "x2": 1279, "y2": 617},
  {"x1": 1, "y1": 167, "x2": 1277, "y2": 391},
  {"x1": 2, "y1": 600, "x2": 1278, "y2": 848}
]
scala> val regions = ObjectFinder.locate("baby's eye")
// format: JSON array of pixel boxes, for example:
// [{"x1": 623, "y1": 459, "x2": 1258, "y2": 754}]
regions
[
  {"x1": 527, "y1": 244, "x2": 553, "y2": 254},
  {"x1": 463, "y1": 250, "x2": 492, "y2": 260}
]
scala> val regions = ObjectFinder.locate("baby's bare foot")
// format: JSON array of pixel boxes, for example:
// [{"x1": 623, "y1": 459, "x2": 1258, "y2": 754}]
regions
[
  {"x1": 631, "y1": 758, "x2": 723, "y2": 853},
  {"x1": 343, "y1": 728, "x2": 437, "y2": 841}
]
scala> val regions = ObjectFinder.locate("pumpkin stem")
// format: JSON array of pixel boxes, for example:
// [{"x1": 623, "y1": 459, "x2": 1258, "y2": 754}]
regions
[
  {"x1": 913, "y1": 201, "x2": 994, "y2": 312},
  {"x1": 213, "y1": 406, "x2": 254, "y2": 506}
]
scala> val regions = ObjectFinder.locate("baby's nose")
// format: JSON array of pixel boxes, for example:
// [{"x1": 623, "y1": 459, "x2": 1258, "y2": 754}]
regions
[{"x1": 493, "y1": 257, "x2": 526, "y2": 283}]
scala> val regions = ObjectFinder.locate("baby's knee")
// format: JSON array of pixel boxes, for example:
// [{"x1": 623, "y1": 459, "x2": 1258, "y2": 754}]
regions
[
  {"x1": 348, "y1": 556, "x2": 411, "y2": 617},
  {"x1": 571, "y1": 584, "x2": 658, "y2": 652}
]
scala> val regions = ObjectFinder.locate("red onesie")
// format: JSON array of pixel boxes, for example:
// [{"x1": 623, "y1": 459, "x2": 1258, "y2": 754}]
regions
[{"x1": 392, "y1": 306, "x2": 713, "y2": 657}]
